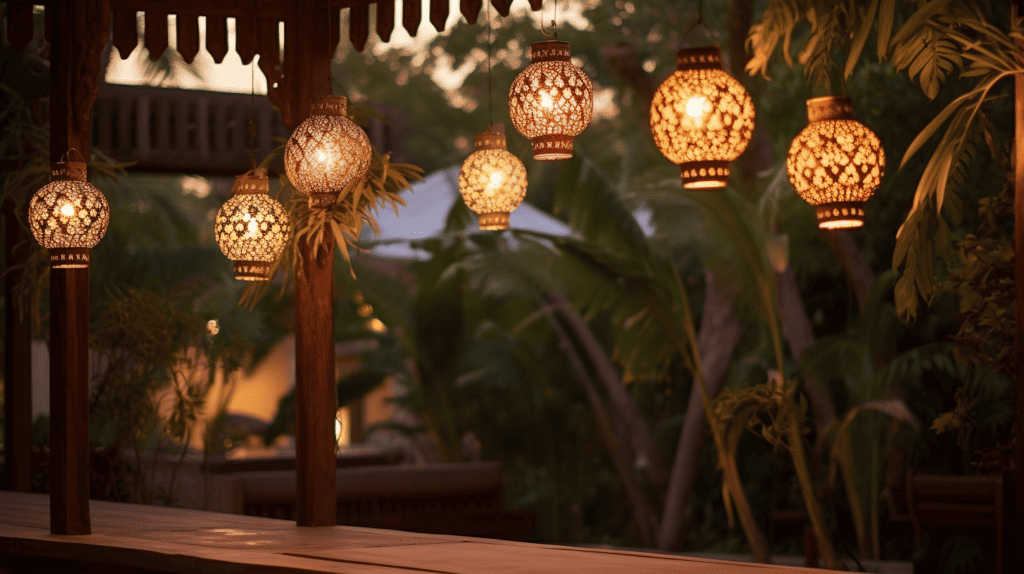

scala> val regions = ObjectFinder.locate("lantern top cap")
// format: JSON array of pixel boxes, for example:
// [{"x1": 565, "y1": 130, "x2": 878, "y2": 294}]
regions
[
  {"x1": 50, "y1": 161, "x2": 88, "y2": 182},
  {"x1": 530, "y1": 40, "x2": 571, "y2": 63},
  {"x1": 474, "y1": 123, "x2": 508, "y2": 151},
  {"x1": 310, "y1": 95, "x2": 348, "y2": 117},
  {"x1": 676, "y1": 45, "x2": 722, "y2": 71},
  {"x1": 806, "y1": 95, "x2": 855, "y2": 123},
  {"x1": 231, "y1": 168, "x2": 270, "y2": 196}
]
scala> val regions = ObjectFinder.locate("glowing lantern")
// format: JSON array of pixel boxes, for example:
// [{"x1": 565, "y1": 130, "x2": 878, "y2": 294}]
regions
[
  {"x1": 459, "y1": 124, "x2": 528, "y2": 231},
  {"x1": 509, "y1": 40, "x2": 593, "y2": 160},
  {"x1": 650, "y1": 46, "x2": 755, "y2": 189},
  {"x1": 787, "y1": 96, "x2": 884, "y2": 229},
  {"x1": 28, "y1": 161, "x2": 110, "y2": 268},
  {"x1": 215, "y1": 169, "x2": 290, "y2": 280},
  {"x1": 284, "y1": 95, "x2": 372, "y2": 208}
]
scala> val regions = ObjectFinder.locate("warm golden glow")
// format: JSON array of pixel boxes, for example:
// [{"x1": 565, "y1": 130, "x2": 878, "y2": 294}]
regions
[
  {"x1": 509, "y1": 40, "x2": 593, "y2": 160},
  {"x1": 685, "y1": 96, "x2": 710, "y2": 119},
  {"x1": 459, "y1": 124, "x2": 528, "y2": 231},
  {"x1": 787, "y1": 97, "x2": 884, "y2": 229},
  {"x1": 215, "y1": 171, "x2": 291, "y2": 281},
  {"x1": 28, "y1": 162, "x2": 110, "y2": 268},
  {"x1": 285, "y1": 95, "x2": 372, "y2": 208},
  {"x1": 651, "y1": 47, "x2": 754, "y2": 189}
]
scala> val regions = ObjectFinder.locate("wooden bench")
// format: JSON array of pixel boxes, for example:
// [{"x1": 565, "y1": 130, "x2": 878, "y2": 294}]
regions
[{"x1": 238, "y1": 462, "x2": 537, "y2": 541}]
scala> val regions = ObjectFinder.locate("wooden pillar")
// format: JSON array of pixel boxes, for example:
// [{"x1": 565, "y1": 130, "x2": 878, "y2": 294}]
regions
[
  {"x1": 46, "y1": 0, "x2": 109, "y2": 535},
  {"x1": 287, "y1": 0, "x2": 337, "y2": 527},
  {"x1": 2, "y1": 197, "x2": 32, "y2": 493},
  {"x1": 1014, "y1": 35, "x2": 1024, "y2": 523}
]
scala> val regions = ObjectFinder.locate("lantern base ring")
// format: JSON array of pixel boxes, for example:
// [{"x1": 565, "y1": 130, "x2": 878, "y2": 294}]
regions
[
  {"x1": 50, "y1": 247, "x2": 89, "y2": 269},
  {"x1": 308, "y1": 193, "x2": 339, "y2": 209},
  {"x1": 478, "y1": 212, "x2": 510, "y2": 231},
  {"x1": 680, "y1": 160, "x2": 730, "y2": 190},
  {"x1": 234, "y1": 260, "x2": 272, "y2": 281},
  {"x1": 531, "y1": 134, "x2": 574, "y2": 161},
  {"x1": 816, "y1": 202, "x2": 866, "y2": 230}
]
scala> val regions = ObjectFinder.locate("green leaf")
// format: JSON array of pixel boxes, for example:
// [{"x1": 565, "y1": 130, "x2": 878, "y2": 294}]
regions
[{"x1": 846, "y1": 0, "x2": 880, "y2": 78}]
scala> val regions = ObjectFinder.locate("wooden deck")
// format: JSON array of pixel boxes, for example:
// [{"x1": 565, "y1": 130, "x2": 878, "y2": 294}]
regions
[{"x1": 0, "y1": 491, "x2": 834, "y2": 573}]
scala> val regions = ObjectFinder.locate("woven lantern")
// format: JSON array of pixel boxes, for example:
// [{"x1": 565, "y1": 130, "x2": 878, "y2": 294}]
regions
[
  {"x1": 509, "y1": 40, "x2": 593, "y2": 160},
  {"x1": 215, "y1": 169, "x2": 290, "y2": 280},
  {"x1": 650, "y1": 46, "x2": 755, "y2": 189},
  {"x1": 284, "y1": 95, "x2": 372, "y2": 208},
  {"x1": 787, "y1": 96, "x2": 884, "y2": 229},
  {"x1": 28, "y1": 161, "x2": 110, "y2": 268},
  {"x1": 459, "y1": 124, "x2": 528, "y2": 230}
]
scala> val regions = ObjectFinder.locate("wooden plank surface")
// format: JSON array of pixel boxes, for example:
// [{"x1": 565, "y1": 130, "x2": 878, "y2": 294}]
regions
[{"x1": 1, "y1": 492, "x2": 837, "y2": 574}]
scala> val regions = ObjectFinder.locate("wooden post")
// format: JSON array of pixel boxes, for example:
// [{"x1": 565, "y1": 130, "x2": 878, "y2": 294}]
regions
[
  {"x1": 2, "y1": 197, "x2": 32, "y2": 493},
  {"x1": 1014, "y1": 34, "x2": 1024, "y2": 524},
  {"x1": 46, "y1": 0, "x2": 109, "y2": 535},
  {"x1": 288, "y1": 0, "x2": 337, "y2": 527}
]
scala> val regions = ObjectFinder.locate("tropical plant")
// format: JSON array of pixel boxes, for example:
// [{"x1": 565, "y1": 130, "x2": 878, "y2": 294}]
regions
[
  {"x1": 238, "y1": 142, "x2": 423, "y2": 309},
  {"x1": 745, "y1": 0, "x2": 1020, "y2": 320}
]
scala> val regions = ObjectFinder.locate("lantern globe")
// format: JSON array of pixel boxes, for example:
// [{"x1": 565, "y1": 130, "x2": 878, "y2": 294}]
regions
[
  {"x1": 509, "y1": 40, "x2": 593, "y2": 161},
  {"x1": 786, "y1": 96, "x2": 884, "y2": 229},
  {"x1": 28, "y1": 161, "x2": 109, "y2": 268},
  {"x1": 458, "y1": 124, "x2": 528, "y2": 231},
  {"x1": 650, "y1": 46, "x2": 755, "y2": 189},
  {"x1": 284, "y1": 95, "x2": 372, "y2": 208},
  {"x1": 215, "y1": 169, "x2": 291, "y2": 281}
]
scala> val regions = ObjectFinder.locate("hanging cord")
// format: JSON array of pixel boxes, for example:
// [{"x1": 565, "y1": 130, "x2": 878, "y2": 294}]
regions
[
  {"x1": 486, "y1": 0, "x2": 493, "y2": 125},
  {"x1": 540, "y1": 0, "x2": 558, "y2": 38},
  {"x1": 680, "y1": 0, "x2": 717, "y2": 47},
  {"x1": 59, "y1": 148, "x2": 86, "y2": 164},
  {"x1": 248, "y1": 0, "x2": 258, "y2": 171}
]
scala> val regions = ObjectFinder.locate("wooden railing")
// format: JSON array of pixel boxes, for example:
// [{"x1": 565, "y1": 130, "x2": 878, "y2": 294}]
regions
[{"x1": 90, "y1": 84, "x2": 397, "y2": 176}]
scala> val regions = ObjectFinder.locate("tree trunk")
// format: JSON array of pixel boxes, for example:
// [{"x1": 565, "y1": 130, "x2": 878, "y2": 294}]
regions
[
  {"x1": 542, "y1": 296, "x2": 658, "y2": 546},
  {"x1": 657, "y1": 271, "x2": 743, "y2": 549},
  {"x1": 547, "y1": 290, "x2": 669, "y2": 491},
  {"x1": 776, "y1": 265, "x2": 837, "y2": 431}
]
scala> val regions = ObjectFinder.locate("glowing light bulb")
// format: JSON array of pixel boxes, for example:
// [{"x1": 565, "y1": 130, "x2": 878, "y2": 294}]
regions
[
  {"x1": 60, "y1": 203, "x2": 75, "y2": 217},
  {"x1": 540, "y1": 91, "x2": 554, "y2": 109},
  {"x1": 316, "y1": 151, "x2": 327, "y2": 163},
  {"x1": 246, "y1": 220, "x2": 259, "y2": 236},
  {"x1": 686, "y1": 96, "x2": 709, "y2": 118},
  {"x1": 487, "y1": 171, "x2": 504, "y2": 188}
]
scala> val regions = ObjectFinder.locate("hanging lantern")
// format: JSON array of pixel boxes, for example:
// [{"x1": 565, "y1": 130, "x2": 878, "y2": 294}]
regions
[
  {"x1": 459, "y1": 124, "x2": 528, "y2": 231},
  {"x1": 215, "y1": 169, "x2": 290, "y2": 280},
  {"x1": 787, "y1": 96, "x2": 884, "y2": 229},
  {"x1": 284, "y1": 95, "x2": 372, "y2": 208},
  {"x1": 28, "y1": 161, "x2": 110, "y2": 268},
  {"x1": 650, "y1": 46, "x2": 755, "y2": 189},
  {"x1": 509, "y1": 40, "x2": 593, "y2": 160}
]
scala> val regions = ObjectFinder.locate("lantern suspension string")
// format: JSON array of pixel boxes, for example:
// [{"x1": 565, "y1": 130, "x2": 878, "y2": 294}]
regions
[
  {"x1": 248, "y1": 0, "x2": 258, "y2": 171},
  {"x1": 486, "y1": 0, "x2": 493, "y2": 125},
  {"x1": 680, "y1": 0, "x2": 716, "y2": 48},
  {"x1": 540, "y1": 0, "x2": 557, "y2": 38}
]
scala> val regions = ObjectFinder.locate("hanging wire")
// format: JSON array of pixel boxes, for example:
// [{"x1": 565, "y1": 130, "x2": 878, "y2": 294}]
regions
[
  {"x1": 680, "y1": 0, "x2": 717, "y2": 47},
  {"x1": 248, "y1": 0, "x2": 258, "y2": 171},
  {"x1": 486, "y1": 0, "x2": 493, "y2": 124},
  {"x1": 540, "y1": 0, "x2": 558, "y2": 38}
]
